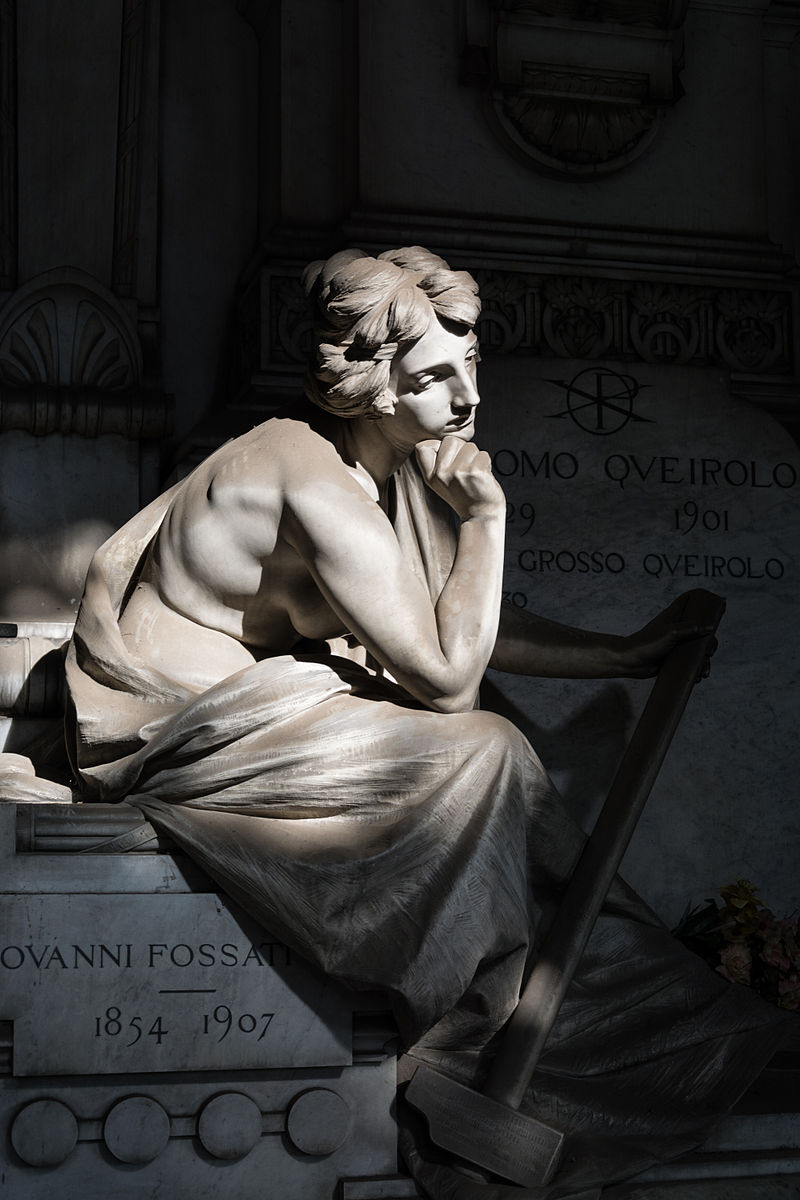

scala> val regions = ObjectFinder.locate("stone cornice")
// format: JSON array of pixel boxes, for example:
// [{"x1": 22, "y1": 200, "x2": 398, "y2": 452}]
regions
[{"x1": 340, "y1": 212, "x2": 795, "y2": 281}]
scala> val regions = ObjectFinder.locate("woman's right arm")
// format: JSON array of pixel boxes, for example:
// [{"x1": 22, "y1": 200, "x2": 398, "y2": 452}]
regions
[{"x1": 283, "y1": 437, "x2": 506, "y2": 713}]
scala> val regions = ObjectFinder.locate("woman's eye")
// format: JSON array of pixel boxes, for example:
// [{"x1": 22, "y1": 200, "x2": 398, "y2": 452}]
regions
[{"x1": 415, "y1": 375, "x2": 436, "y2": 391}]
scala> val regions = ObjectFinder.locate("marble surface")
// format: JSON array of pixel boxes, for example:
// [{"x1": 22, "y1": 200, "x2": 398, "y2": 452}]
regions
[
  {"x1": 478, "y1": 356, "x2": 799, "y2": 924},
  {"x1": 1, "y1": 892, "x2": 352, "y2": 1075},
  {"x1": 0, "y1": 804, "x2": 403, "y2": 1200}
]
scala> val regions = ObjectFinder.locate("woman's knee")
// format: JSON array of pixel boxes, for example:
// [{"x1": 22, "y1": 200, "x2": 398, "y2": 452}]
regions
[{"x1": 459, "y1": 709, "x2": 531, "y2": 758}]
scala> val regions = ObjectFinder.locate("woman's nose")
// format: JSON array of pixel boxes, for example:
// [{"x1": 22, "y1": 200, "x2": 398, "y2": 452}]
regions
[{"x1": 451, "y1": 371, "x2": 480, "y2": 407}]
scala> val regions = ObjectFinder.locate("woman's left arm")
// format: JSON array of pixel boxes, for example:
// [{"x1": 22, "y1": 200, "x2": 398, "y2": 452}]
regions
[{"x1": 489, "y1": 593, "x2": 714, "y2": 679}]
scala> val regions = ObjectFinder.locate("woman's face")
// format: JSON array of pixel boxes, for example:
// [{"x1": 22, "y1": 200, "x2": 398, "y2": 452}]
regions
[{"x1": 384, "y1": 318, "x2": 481, "y2": 451}]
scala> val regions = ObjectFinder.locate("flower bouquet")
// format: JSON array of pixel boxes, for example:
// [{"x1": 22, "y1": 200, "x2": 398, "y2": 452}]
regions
[{"x1": 673, "y1": 879, "x2": 800, "y2": 1012}]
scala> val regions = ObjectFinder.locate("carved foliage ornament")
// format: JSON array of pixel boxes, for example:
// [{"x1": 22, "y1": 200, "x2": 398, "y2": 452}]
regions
[
  {"x1": 484, "y1": 0, "x2": 688, "y2": 175},
  {"x1": 234, "y1": 267, "x2": 793, "y2": 390},
  {"x1": 471, "y1": 270, "x2": 792, "y2": 374}
]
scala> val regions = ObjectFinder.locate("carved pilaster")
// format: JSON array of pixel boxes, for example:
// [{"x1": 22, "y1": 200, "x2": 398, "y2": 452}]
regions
[
  {"x1": 0, "y1": 0, "x2": 17, "y2": 289},
  {"x1": 113, "y1": 0, "x2": 147, "y2": 298},
  {"x1": 0, "y1": 1020, "x2": 10, "y2": 1076},
  {"x1": 223, "y1": 263, "x2": 311, "y2": 413},
  {"x1": 112, "y1": 0, "x2": 160, "y2": 377}
]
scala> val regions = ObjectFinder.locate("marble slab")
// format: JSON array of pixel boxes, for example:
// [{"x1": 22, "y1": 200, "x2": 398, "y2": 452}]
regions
[
  {"x1": 1, "y1": 891, "x2": 351, "y2": 1075},
  {"x1": 478, "y1": 357, "x2": 799, "y2": 924}
]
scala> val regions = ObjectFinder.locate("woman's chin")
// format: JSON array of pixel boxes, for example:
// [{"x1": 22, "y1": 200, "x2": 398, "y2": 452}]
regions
[{"x1": 443, "y1": 420, "x2": 475, "y2": 439}]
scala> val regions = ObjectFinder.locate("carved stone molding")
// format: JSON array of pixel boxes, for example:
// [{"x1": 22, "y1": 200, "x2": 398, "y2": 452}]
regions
[
  {"x1": 500, "y1": 65, "x2": 663, "y2": 171},
  {"x1": 223, "y1": 265, "x2": 312, "y2": 408},
  {"x1": 472, "y1": 270, "x2": 794, "y2": 374},
  {"x1": 235, "y1": 264, "x2": 794, "y2": 384},
  {"x1": 112, "y1": 0, "x2": 161, "y2": 387},
  {"x1": 0, "y1": 386, "x2": 172, "y2": 439},
  {"x1": 0, "y1": 268, "x2": 143, "y2": 390},
  {"x1": 113, "y1": 0, "x2": 148, "y2": 297},
  {"x1": 0, "y1": 1020, "x2": 10, "y2": 1076},
  {"x1": 500, "y1": 1, "x2": 688, "y2": 25},
  {"x1": 466, "y1": 0, "x2": 688, "y2": 175},
  {"x1": 0, "y1": 267, "x2": 173, "y2": 438}
]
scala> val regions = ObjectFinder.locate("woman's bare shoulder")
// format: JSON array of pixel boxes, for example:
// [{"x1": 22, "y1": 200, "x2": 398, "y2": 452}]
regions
[{"x1": 183, "y1": 408, "x2": 349, "y2": 510}]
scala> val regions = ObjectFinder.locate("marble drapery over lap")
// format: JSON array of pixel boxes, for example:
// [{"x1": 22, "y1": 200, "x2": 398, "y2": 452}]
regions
[{"x1": 65, "y1": 461, "x2": 791, "y2": 1198}]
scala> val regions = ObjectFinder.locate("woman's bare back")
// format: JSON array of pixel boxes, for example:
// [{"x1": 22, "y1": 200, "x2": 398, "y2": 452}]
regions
[{"x1": 118, "y1": 416, "x2": 363, "y2": 689}]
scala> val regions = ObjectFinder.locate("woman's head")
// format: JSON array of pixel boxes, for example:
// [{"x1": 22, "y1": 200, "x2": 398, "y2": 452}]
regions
[{"x1": 302, "y1": 247, "x2": 480, "y2": 418}]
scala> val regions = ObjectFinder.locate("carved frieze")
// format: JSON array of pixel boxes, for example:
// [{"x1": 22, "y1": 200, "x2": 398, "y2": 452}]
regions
[
  {"x1": 473, "y1": 270, "x2": 793, "y2": 375},
  {"x1": 242, "y1": 264, "x2": 793, "y2": 382},
  {"x1": 224, "y1": 266, "x2": 312, "y2": 405}
]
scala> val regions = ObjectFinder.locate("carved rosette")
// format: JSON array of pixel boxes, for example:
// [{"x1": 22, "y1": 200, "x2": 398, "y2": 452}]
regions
[
  {"x1": 541, "y1": 276, "x2": 619, "y2": 358},
  {"x1": 483, "y1": 0, "x2": 688, "y2": 176},
  {"x1": 629, "y1": 282, "x2": 706, "y2": 364},
  {"x1": 715, "y1": 290, "x2": 790, "y2": 373}
]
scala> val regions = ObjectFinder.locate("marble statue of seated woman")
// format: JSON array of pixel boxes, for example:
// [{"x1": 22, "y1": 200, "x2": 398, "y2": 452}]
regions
[{"x1": 17, "y1": 247, "x2": 794, "y2": 1197}]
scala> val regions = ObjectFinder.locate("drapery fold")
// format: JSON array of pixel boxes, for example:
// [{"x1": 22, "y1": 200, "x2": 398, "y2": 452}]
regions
[{"x1": 64, "y1": 455, "x2": 792, "y2": 1198}]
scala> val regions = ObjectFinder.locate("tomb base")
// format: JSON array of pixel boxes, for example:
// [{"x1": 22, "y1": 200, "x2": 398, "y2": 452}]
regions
[{"x1": 0, "y1": 802, "x2": 418, "y2": 1199}]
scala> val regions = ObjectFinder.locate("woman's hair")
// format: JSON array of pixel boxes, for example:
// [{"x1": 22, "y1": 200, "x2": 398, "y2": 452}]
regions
[{"x1": 302, "y1": 246, "x2": 481, "y2": 418}]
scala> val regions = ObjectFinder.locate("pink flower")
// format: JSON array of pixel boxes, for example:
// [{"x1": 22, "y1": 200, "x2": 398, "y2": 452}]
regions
[
  {"x1": 717, "y1": 941, "x2": 753, "y2": 985},
  {"x1": 760, "y1": 934, "x2": 791, "y2": 971}
]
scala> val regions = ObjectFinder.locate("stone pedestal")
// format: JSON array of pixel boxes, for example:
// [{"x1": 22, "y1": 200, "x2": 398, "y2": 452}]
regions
[{"x1": 0, "y1": 803, "x2": 417, "y2": 1200}]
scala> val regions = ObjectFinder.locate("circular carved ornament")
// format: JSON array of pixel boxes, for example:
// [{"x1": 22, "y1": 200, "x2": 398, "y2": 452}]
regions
[
  {"x1": 198, "y1": 1091, "x2": 262, "y2": 1160},
  {"x1": 286, "y1": 1087, "x2": 351, "y2": 1156},
  {"x1": 103, "y1": 1095, "x2": 171, "y2": 1164},
  {"x1": 11, "y1": 1099, "x2": 79, "y2": 1167},
  {"x1": 492, "y1": 76, "x2": 664, "y2": 177}
]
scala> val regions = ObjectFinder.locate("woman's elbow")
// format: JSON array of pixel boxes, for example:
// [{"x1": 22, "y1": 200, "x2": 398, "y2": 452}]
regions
[{"x1": 424, "y1": 685, "x2": 479, "y2": 715}]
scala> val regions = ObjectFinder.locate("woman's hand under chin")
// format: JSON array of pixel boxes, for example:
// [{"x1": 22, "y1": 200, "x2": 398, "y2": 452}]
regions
[{"x1": 415, "y1": 436, "x2": 505, "y2": 522}]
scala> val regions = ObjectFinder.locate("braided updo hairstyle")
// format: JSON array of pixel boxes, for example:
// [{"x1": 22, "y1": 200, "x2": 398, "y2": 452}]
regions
[{"x1": 302, "y1": 247, "x2": 481, "y2": 418}]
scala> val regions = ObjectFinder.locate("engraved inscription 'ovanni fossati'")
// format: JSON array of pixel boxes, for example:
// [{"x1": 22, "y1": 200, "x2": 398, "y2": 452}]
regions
[{"x1": 0, "y1": 267, "x2": 143, "y2": 390}]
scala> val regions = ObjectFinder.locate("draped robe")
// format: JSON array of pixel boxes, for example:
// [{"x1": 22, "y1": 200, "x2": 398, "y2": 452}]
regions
[{"x1": 63, "y1": 452, "x2": 792, "y2": 1199}]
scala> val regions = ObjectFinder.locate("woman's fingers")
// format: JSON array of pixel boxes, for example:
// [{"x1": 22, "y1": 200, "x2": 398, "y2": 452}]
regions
[{"x1": 416, "y1": 437, "x2": 504, "y2": 519}]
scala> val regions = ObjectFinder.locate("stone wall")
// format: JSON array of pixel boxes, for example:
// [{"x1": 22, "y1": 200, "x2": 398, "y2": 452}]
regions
[{"x1": 1, "y1": 0, "x2": 798, "y2": 934}]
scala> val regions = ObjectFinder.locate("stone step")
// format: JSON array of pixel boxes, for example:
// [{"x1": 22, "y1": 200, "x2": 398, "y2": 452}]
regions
[{"x1": 607, "y1": 1173, "x2": 800, "y2": 1198}]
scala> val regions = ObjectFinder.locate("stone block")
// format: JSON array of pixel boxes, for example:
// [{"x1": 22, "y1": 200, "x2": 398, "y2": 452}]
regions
[
  {"x1": 0, "y1": 803, "x2": 405, "y2": 1199},
  {"x1": 478, "y1": 356, "x2": 800, "y2": 923}
]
